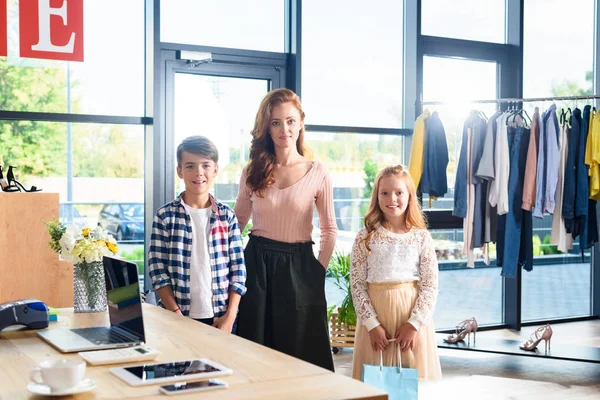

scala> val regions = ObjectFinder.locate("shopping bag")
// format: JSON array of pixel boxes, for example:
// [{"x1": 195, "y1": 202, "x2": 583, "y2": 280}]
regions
[{"x1": 361, "y1": 340, "x2": 418, "y2": 400}]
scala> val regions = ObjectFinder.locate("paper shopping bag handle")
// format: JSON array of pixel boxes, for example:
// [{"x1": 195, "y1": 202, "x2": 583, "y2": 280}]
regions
[{"x1": 379, "y1": 338, "x2": 402, "y2": 372}]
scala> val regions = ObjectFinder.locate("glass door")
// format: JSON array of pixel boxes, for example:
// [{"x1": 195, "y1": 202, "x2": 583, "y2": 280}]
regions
[{"x1": 164, "y1": 61, "x2": 280, "y2": 207}]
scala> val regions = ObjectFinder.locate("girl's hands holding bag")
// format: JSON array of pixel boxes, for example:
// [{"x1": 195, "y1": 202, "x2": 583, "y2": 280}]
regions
[
  {"x1": 395, "y1": 323, "x2": 418, "y2": 352},
  {"x1": 369, "y1": 325, "x2": 391, "y2": 351}
]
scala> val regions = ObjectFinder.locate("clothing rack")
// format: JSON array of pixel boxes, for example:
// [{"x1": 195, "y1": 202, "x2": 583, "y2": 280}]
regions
[{"x1": 417, "y1": 94, "x2": 600, "y2": 106}]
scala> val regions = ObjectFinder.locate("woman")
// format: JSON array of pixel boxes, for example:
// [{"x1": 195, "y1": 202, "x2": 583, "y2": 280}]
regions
[{"x1": 234, "y1": 88, "x2": 337, "y2": 371}]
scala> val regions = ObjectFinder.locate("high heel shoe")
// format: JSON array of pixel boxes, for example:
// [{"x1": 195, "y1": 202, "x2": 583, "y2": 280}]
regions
[
  {"x1": 0, "y1": 166, "x2": 20, "y2": 192},
  {"x1": 519, "y1": 324, "x2": 553, "y2": 352},
  {"x1": 6, "y1": 166, "x2": 42, "y2": 192},
  {"x1": 444, "y1": 317, "x2": 478, "y2": 344}
]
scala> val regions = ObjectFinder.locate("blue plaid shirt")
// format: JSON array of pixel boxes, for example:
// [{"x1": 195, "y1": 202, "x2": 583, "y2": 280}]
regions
[{"x1": 148, "y1": 194, "x2": 247, "y2": 318}]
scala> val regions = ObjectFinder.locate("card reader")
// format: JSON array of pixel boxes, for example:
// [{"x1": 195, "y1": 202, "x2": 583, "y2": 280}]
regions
[{"x1": 0, "y1": 299, "x2": 49, "y2": 331}]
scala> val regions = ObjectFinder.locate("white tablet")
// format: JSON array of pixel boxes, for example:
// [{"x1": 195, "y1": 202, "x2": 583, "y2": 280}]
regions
[{"x1": 109, "y1": 359, "x2": 232, "y2": 387}]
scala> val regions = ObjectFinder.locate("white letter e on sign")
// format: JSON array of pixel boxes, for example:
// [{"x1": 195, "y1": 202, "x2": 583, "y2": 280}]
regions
[{"x1": 31, "y1": 0, "x2": 75, "y2": 53}]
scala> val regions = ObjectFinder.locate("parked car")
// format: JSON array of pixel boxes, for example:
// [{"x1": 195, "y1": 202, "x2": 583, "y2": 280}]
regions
[
  {"x1": 59, "y1": 204, "x2": 88, "y2": 226},
  {"x1": 98, "y1": 203, "x2": 144, "y2": 242}
]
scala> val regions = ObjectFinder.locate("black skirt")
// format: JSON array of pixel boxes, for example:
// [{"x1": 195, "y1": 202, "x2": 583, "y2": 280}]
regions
[{"x1": 237, "y1": 235, "x2": 334, "y2": 372}]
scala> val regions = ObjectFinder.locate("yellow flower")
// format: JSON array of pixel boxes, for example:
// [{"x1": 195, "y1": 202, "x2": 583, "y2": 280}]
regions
[
  {"x1": 107, "y1": 242, "x2": 118, "y2": 254},
  {"x1": 82, "y1": 228, "x2": 91, "y2": 237}
]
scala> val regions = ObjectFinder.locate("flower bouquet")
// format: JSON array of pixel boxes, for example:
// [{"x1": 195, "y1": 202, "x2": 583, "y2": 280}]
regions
[{"x1": 46, "y1": 219, "x2": 119, "y2": 312}]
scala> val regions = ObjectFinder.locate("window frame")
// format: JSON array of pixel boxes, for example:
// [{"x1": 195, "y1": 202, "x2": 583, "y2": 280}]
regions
[{"x1": 416, "y1": 0, "x2": 599, "y2": 330}]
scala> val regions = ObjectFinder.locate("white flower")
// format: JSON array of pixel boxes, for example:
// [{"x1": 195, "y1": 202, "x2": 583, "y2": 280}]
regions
[{"x1": 54, "y1": 224, "x2": 119, "y2": 264}]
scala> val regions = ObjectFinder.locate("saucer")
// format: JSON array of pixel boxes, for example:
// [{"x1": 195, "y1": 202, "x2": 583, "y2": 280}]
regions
[{"x1": 27, "y1": 378, "x2": 96, "y2": 396}]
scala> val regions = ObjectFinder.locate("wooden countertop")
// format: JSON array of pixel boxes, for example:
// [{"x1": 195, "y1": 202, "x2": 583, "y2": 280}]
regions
[{"x1": 0, "y1": 304, "x2": 387, "y2": 399}]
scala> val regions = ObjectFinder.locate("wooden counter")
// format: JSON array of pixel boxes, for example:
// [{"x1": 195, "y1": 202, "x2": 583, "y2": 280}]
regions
[
  {"x1": 0, "y1": 192, "x2": 73, "y2": 307},
  {"x1": 0, "y1": 304, "x2": 387, "y2": 400}
]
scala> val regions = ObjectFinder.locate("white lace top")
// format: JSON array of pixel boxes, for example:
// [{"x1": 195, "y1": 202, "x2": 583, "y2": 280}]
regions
[{"x1": 350, "y1": 226, "x2": 439, "y2": 331}]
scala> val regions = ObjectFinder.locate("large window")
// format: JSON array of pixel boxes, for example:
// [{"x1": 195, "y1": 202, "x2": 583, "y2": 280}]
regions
[
  {"x1": 523, "y1": 0, "x2": 594, "y2": 99},
  {"x1": 0, "y1": 121, "x2": 145, "y2": 273},
  {"x1": 171, "y1": 73, "x2": 270, "y2": 203},
  {"x1": 521, "y1": 0, "x2": 595, "y2": 320},
  {"x1": 421, "y1": 56, "x2": 498, "y2": 214},
  {"x1": 421, "y1": 0, "x2": 506, "y2": 43},
  {"x1": 305, "y1": 131, "x2": 404, "y2": 251},
  {"x1": 302, "y1": 0, "x2": 403, "y2": 128},
  {"x1": 420, "y1": 56, "x2": 502, "y2": 328},
  {"x1": 306, "y1": 131, "x2": 404, "y2": 310},
  {"x1": 1, "y1": 0, "x2": 144, "y2": 116},
  {"x1": 160, "y1": 0, "x2": 285, "y2": 52}
]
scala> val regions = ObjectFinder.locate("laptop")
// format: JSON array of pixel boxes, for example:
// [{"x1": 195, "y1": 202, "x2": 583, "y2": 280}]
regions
[{"x1": 37, "y1": 256, "x2": 146, "y2": 353}]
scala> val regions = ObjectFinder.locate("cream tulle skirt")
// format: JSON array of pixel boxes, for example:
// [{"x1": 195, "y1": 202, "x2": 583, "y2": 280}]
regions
[{"x1": 351, "y1": 281, "x2": 442, "y2": 381}]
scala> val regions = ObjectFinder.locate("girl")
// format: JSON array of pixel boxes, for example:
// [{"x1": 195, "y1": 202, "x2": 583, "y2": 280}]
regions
[
  {"x1": 234, "y1": 88, "x2": 337, "y2": 371},
  {"x1": 350, "y1": 165, "x2": 442, "y2": 380}
]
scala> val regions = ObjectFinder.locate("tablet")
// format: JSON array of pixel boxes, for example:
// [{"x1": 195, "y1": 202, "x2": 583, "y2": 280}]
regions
[{"x1": 109, "y1": 359, "x2": 233, "y2": 387}]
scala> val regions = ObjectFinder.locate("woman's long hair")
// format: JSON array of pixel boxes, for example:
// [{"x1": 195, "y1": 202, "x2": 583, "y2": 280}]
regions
[
  {"x1": 363, "y1": 165, "x2": 427, "y2": 252},
  {"x1": 245, "y1": 88, "x2": 308, "y2": 196}
]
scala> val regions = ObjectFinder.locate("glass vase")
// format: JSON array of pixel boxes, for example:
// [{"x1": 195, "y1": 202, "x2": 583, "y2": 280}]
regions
[{"x1": 73, "y1": 261, "x2": 107, "y2": 313}]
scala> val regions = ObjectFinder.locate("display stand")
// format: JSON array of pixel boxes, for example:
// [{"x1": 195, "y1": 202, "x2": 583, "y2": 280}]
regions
[
  {"x1": 0, "y1": 193, "x2": 73, "y2": 307},
  {"x1": 437, "y1": 334, "x2": 600, "y2": 363}
]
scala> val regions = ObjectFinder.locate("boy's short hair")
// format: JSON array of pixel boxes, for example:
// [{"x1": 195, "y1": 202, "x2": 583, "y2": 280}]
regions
[{"x1": 176, "y1": 136, "x2": 219, "y2": 166}]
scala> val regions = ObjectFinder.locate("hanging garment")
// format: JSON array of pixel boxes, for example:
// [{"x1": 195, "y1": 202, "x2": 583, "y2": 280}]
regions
[
  {"x1": 496, "y1": 124, "x2": 533, "y2": 277},
  {"x1": 587, "y1": 109, "x2": 600, "y2": 200},
  {"x1": 522, "y1": 107, "x2": 541, "y2": 211},
  {"x1": 469, "y1": 117, "x2": 489, "y2": 249},
  {"x1": 533, "y1": 108, "x2": 550, "y2": 218},
  {"x1": 476, "y1": 110, "x2": 503, "y2": 246},
  {"x1": 579, "y1": 106, "x2": 598, "y2": 249},
  {"x1": 419, "y1": 111, "x2": 449, "y2": 199},
  {"x1": 409, "y1": 109, "x2": 430, "y2": 189},
  {"x1": 562, "y1": 108, "x2": 582, "y2": 235},
  {"x1": 551, "y1": 118, "x2": 573, "y2": 252},
  {"x1": 464, "y1": 126, "x2": 476, "y2": 268},
  {"x1": 543, "y1": 104, "x2": 561, "y2": 215},
  {"x1": 489, "y1": 112, "x2": 510, "y2": 215},
  {"x1": 454, "y1": 111, "x2": 479, "y2": 218},
  {"x1": 533, "y1": 105, "x2": 561, "y2": 217}
]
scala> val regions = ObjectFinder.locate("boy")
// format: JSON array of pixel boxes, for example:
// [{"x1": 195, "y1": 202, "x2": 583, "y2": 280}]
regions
[{"x1": 148, "y1": 136, "x2": 246, "y2": 333}]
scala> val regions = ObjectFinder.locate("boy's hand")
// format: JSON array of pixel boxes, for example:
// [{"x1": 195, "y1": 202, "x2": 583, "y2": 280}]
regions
[
  {"x1": 395, "y1": 323, "x2": 418, "y2": 352},
  {"x1": 212, "y1": 312, "x2": 236, "y2": 333}
]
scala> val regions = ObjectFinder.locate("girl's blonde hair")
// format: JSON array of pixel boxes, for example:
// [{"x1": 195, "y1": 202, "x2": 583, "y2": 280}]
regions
[{"x1": 363, "y1": 164, "x2": 427, "y2": 252}]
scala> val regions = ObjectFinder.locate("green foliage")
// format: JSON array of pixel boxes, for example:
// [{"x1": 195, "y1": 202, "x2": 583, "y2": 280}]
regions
[
  {"x1": 242, "y1": 222, "x2": 253, "y2": 238},
  {"x1": 359, "y1": 158, "x2": 378, "y2": 227},
  {"x1": 532, "y1": 234, "x2": 542, "y2": 257},
  {"x1": 541, "y1": 234, "x2": 561, "y2": 255},
  {"x1": 45, "y1": 218, "x2": 66, "y2": 254},
  {"x1": 551, "y1": 70, "x2": 593, "y2": 97},
  {"x1": 362, "y1": 159, "x2": 378, "y2": 200},
  {"x1": 0, "y1": 62, "x2": 68, "y2": 175},
  {"x1": 1, "y1": 20, "x2": 142, "y2": 179},
  {"x1": 120, "y1": 246, "x2": 145, "y2": 275},
  {"x1": 72, "y1": 125, "x2": 144, "y2": 178},
  {"x1": 327, "y1": 250, "x2": 356, "y2": 326}
]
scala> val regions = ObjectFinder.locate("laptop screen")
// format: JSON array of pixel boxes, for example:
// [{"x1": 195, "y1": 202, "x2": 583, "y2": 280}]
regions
[{"x1": 103, "y1": 256, "x2": 146, "y2": 342}]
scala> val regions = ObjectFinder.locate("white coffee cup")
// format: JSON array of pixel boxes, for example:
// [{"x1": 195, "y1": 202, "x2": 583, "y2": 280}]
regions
[{"x1": 29, "y1": 359, "x2": 86, "y2": 391}]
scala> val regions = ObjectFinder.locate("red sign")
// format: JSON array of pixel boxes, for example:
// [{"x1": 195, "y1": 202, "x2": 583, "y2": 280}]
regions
[
  {"x1": 19, "y1": 0, "x2": 83, "y2": 62},
  {"x1": 0, "y1": 0, "x2": 6, "y2": 57}
]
